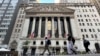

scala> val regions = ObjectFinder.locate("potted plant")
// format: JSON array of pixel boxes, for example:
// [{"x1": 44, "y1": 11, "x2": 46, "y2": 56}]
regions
[{"x1": 23, "y1": 41, "x2": 30, "y2": 45}]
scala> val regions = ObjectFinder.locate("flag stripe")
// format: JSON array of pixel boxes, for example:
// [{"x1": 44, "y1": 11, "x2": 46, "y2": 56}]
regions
[{"x1": 30, "y1": 32, "x2": 34, "y2": 39}]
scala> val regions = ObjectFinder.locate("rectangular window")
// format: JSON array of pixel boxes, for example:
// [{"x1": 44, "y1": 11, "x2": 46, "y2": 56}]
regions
[
  {"x1": 86, "y1": 19, "x2": 88, "y2": 22},
  {"x1": 95, "y1": 34, "x2": 97, "y2": 38},
  {"x1": 89, "y1": 29, "x2": 92, "y2": 32},
  {"x1": 95, "y1": 23, "x2": 97, "y2": 26},
  {"x1": 87, "y1": 15, "x2": 89, "y2": 17},
  {"x1": 82, "y1": 23, "x2": 85, "y2": 26},
  {"x1": 77, "y1": 15, "x2": 79, "y2": 17},
  {"x1": 97, "y1": 29, "x2": 100, "y2": 32},
  {"x1": 90, "y1": 23, "x2": 93, "y2": 26},
  {"x1": 93, "y1": 29, "x2": 95, "y2": 32},
  {"x1": 78, "y1": 19, "x2": 80, "y2": 22},
  {"x1": 91, "y1": 34, "x2": 94, "y2": 38},
  {"x1": 81, "y1": 19, "x2": 83, "y2": 22},
  {"x1": 86, "y1": 34, "x2": 88, "y2": 38},
  {"x1": 89, "y1": 9, "x2": 91, "y2": 12},
  {"x1": 18, "y1": 29, "x2": 20, "y2": 32},
  {"x1": 82, "y1": 34, "x2": 85, "y2": 38},
  {"x1": 79, "y1": 23, "x2": 81, "y2": 26},
  {"x1": 19, "y1": 24, "x2": 21, "y2": 27},
  {"x1": 87, "y1": 23, "x2": 89, "y2": 26},
  {"x1": 80, "y1": 15, "x2": 82, "y2": 17},
  {"x1": 16, "y1": 24, "x2": 18, "y2": 27},
  {"x1": 81, "y1": 29, "x2": 83, "y2": 32},
  {"x1": 85, "y1": 9, "x2": 87, "y2": 12},
  {"x1": 15, "y1": 29, "x2": 17, "y2": 32},
  {"x1": 84, "y1": 29, "x2": 87, "y2": 32},
  {"x1": 84, "y1": 15, "x2": 86, "y2": 17}
]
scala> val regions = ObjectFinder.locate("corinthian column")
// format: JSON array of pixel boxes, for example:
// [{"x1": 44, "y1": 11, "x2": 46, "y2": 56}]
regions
[
  {"x1": 58, "y1": 17, "x2": 62, "y2": 38},
  {"x1": 45, "y1": 17, "x2": 48, "y2": 37},
  {"x1": 64, "y1": 17, "x2": 68, "y2": 37},
  {"x1": 38, "y1": 17, "x2": 42, "y2": 38},
  {"x1": 31, "y1": 17, "x2": 36, "y2": 33},
  {"x1": 52, "y1": 17, "x2": 55, "y2": 38}
]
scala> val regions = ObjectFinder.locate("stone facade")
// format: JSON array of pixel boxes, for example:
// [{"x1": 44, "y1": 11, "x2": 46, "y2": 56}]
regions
[
  {"x1": 9, "y1": 3, "x2": 100, "y2": 55},
  {"x1": 90, "y1": 0, "x2": 100, "y2": 15}
]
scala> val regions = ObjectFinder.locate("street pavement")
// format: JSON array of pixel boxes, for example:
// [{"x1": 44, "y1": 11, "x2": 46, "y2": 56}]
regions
[{"x1": 28, "y1": 54, "x2": 100, "y2": 56}]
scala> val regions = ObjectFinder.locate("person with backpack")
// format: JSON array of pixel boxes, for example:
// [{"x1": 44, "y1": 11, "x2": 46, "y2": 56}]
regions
[
  {"x1": 83, "y1": 37, "x2": 91, "y2": 53},
  {"x1": 41, "y1": 37, "x2": 51, "y2": 55}
]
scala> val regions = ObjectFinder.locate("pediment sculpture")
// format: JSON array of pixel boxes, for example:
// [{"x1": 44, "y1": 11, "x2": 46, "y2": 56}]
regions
[{"x1": 25, "y1": 4, "x2": 75, "y2": 13}]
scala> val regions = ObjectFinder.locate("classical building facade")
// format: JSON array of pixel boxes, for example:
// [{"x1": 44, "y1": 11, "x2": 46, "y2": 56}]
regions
[{"x1": 9, "y1": 2, "x2": 100, "y2": 55}]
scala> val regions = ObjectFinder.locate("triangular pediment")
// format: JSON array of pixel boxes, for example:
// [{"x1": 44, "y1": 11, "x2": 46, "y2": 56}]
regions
[{"x1": 25, "y1": 4, "x2": 75, "y2": 13}]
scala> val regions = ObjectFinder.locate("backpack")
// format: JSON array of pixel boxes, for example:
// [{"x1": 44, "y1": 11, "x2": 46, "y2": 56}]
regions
[
  {"x1": 47, "y1": 40, "x2": 51, "y2": 45},
  {"x1": 87, "y1": 40, "x2": 90, "y2": 45},
  {"x1": 84, "y1": 40, "x2": 90, "y2": 45}
]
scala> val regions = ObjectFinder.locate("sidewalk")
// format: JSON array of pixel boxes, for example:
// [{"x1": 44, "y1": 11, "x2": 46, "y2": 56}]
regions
[{"x1": 22, "y1": 54, "x2": 100, "y2": 56}]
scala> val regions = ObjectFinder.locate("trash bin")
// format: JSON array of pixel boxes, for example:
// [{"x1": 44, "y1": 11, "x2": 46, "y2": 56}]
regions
[{"x1": 95, "y1": 42, "x2": 100, "y2": 53}]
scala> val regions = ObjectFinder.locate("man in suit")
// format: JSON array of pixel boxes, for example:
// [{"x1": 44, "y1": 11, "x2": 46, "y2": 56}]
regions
[
  {"x1": 41, "y1": 37, "x2": 51, "y2": 55},
  {"x1": 83, "y1": 37, "x2": 90, "y2": 53}
]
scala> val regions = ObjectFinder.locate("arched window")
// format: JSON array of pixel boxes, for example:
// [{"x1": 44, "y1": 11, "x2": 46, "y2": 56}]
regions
[
  {"x1": 41, "y1": 41, "x2": 43, "y2": 45},
  {"x1": 64, "y1": 41, "x2": 67, "y2": 45},
  {"x1": 56, "y1": 41, "x2": 59, "y2": 45},
  {"x1": 33, "y1": 41, "x2": 36, "y2": 45}
]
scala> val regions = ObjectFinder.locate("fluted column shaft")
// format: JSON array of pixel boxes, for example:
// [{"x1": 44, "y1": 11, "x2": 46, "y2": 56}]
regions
[
  {"x1": 64, "y1": 17, "x2": 68, "y2": 37},
  {"x1": 31, "y1": 17, "x2": 36, "y2": 33},
  {"x1": 38, "y1": 17, "x2": 42, "y2": 38},
  {"x1": 45, "y1": 17, "x2": 48, "y2": 37},
  {"x1": 58, "y1": 17, "x2": 62, "y2": 37},
  {"x1": 52, "y1": 17, "x2": 55, "y2": 38}
]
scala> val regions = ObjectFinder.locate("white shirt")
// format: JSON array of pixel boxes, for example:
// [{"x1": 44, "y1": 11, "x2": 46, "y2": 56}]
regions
[{"x1": 67, "y1": 41, "x2": 74, "y2": 54}]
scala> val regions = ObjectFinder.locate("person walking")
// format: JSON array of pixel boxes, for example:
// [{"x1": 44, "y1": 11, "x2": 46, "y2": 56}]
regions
[
  {"x1": 67, "y1": 36, "x2": 77, "y2": 54},
  {"x1": 41, "y1": 37, "x2": 51, "y2": 55},
  {"x1": 83, "y1": 37, "x2": 91, "y2": 53}
]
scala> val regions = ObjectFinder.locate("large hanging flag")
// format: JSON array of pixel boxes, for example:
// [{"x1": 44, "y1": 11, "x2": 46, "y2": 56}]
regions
[
  {"x1": 47, "y1": 33, "x2": 51, "y2": 38},
  {"x1": 64, "y1": 33, "x2": 68, "y2": 38},
  {"x1": 30, "y1": 32, "x2": 34, "y2": 39}
]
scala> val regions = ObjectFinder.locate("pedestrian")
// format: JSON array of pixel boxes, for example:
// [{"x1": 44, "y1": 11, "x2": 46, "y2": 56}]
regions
[
  {"x1": 41, "y1": 37, "x2": 51, "y2": 55},
  {"x1": 72, "y1": 37, "x2": 75, "y2": 45},
  {"x1": 83, "y1": 37, "x2": 91, "y2": 53},
  {"x1": 67, "y1": 34, "x2": 75, "y2": 45},
  {"x1": 67, "y1": 36, "x2": 77, "y2": 54}
]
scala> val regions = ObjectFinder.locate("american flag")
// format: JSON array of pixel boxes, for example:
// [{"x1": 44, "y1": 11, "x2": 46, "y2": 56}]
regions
[
  {"x1": 30, "y1": 32, "x2": 34, "y2": 39},
  {"x1": 47, "y1": 33, "x2": 51, "y2": 38},
  {"x1": 64, "y1": 33, "x2": 68, "y2": 38}
]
